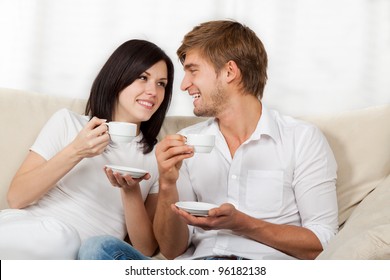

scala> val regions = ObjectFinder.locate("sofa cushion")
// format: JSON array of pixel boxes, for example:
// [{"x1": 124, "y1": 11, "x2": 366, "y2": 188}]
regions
[{"x1": 317, "y1": 174, "x2": 390, "y2": 259}]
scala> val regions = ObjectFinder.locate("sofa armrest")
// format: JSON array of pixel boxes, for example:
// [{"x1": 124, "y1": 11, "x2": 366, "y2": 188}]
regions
[{"x1": 317, "y1": 174, "x2": 390, "y2": 259}]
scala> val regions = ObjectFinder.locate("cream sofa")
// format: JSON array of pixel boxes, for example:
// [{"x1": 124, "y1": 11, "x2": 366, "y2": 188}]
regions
[{"x1": 1, "y1": 87, "x2": 389, "y2": 259}]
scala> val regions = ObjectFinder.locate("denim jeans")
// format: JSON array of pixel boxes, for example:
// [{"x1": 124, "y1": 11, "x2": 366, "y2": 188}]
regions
[
  {"x1": 77, "y1": 235, "x2": 150, "y2": 260},
  {"x1": 204, "y1": 256, "x2": 248, "y2": 260}
]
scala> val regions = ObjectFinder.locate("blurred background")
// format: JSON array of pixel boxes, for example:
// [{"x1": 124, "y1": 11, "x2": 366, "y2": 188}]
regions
[{"x1": 0, "y1": 0, "x2": 389, "y2": 116}]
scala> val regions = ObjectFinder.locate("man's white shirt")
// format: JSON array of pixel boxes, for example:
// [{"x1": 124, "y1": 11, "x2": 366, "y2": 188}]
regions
[{"x1": 176, "y1": 106, "x2": 338, "y2": 260}]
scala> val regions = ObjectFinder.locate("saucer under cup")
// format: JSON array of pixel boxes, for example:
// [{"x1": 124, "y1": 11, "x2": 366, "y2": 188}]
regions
[
  {"x1": 105, "y1": 165, "x2": 148, "y2": 178},
  {"x1": 175, "y1": 201, "x2": 218, "y2": 216}
]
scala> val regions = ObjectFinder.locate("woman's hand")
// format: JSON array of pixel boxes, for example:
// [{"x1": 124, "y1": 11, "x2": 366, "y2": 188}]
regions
[
  {"x1": 70, "y1": 117, "x2": 110, "y2": 160},
  {"x1": 104, "y1": 166, "x2": 150, "y2": 192}
]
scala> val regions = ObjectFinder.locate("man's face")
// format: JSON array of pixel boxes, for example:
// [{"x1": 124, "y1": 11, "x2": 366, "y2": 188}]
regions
[{"x1": 180, "y1": 50, "x2": 228, "y2": 117}]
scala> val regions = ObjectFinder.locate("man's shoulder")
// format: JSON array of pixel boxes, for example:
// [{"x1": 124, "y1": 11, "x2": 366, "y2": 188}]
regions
[
  {"x1": 270, "y1": 108, "x2": 319, "y2": 131},
  {"x1": 266, "y1": 107, "x2": 325, "y2": 143}
]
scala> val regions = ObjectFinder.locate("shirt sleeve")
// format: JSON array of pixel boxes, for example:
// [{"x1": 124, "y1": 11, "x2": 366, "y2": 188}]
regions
[
  {"x1": 30, "y1": 109, "x2": 70, "y2": 160},
  {"x1": 145, "y1": 172, "x2": 159, "y2": 194},
  {"x1": 292, "y1": 124, "x2": 339, "y2": 248}
]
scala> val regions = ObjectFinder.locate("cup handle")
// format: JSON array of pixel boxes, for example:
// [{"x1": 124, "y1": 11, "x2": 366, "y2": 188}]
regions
[{"x1": 180, "y1": 134, "x2": 188, "y2": 143}]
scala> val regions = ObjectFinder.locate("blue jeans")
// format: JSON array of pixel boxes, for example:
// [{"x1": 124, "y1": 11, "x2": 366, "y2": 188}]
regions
[{"x1": 77, "y1": 235, "x2": 150, "y2": 260}]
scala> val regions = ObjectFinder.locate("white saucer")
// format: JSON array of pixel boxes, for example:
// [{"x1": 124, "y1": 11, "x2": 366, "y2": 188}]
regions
[
  {"x1": 175, "y1": 201, "x2": 218, "y2": 216},
  {"x1": 105, "y1": 165, "x2": 148, "y2": 178}
]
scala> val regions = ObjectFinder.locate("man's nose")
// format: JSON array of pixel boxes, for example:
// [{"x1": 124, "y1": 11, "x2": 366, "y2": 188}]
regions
[{"x1": 180, "y1": 74, "x2": 191, "y2": 91}]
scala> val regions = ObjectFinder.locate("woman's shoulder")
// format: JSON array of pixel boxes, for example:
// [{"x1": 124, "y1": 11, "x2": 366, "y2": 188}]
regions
[
  {"x1": 50, "y1": 108, "x2": 88, "y2": 123},
  {"x1": 53, "y1": 108, "x2": 84, "y2": 118}
]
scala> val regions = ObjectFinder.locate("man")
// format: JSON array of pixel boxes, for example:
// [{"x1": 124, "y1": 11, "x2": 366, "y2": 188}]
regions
[{"x1": 154, "y1": 20, "x2": 338, "y2": 260}]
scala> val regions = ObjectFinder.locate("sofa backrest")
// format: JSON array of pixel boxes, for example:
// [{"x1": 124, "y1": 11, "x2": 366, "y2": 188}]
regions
[
  {"x1": 300, "y1": 106, "x2": 390, "y2": 225},
  {"x1": 1, "y1": 87, "x2": 389, "y2": 228},
  {"x1": 0, "y1": 88, "x2": 86, "y2": 209}
]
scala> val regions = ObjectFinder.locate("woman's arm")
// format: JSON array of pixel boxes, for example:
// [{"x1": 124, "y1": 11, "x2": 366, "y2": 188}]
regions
[
  {"x1": 105, "y1": 168, "x2": 158, "y2": 256},
  {"x1": 123, "y1": 190, "x2": 158, "y2": 256},
  {"x1": 7, "y1": 117, "x2": 109, "y2": 208}
]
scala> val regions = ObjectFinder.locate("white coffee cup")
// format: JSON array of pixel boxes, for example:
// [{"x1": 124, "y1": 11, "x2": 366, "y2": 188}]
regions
[
  {"x1": 105, "y1": 122, "x2": 137, "y2": 143},
  {"x1": 186, "y1": 134, "x2": 215, "y2": 153}
]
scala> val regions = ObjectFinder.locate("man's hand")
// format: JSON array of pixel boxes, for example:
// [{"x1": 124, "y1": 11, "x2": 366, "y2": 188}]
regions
[
  {"x1": 155, "y1": 134, "x2": 194, "y2": 188},
  {"x1": 171, "y1": 203, "x2": 244, "y2": 231}
]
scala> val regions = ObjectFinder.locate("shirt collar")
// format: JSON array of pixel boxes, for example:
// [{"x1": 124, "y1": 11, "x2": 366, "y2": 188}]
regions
[
  {"x1": 251, "y1": 105, "x2": 280, "y2": 142},
  {"x1": 209, "y1": 105, "x2": 280, "y2": 142}
]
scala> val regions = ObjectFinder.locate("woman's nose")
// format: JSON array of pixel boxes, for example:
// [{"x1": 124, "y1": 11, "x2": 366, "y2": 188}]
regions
[{"x1": 145, "y1": 82, "x2": 157, "y2": 96}]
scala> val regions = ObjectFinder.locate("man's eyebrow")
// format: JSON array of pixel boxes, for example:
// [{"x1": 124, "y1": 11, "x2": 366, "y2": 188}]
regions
[{"x1": 183, "y1": 63, "x2": 198, "y2": 70}]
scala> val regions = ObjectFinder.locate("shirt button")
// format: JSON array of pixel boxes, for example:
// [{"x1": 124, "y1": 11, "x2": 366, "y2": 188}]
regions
[{"x1": 231, "y1": 175, "x2": 238, "y2": 180}]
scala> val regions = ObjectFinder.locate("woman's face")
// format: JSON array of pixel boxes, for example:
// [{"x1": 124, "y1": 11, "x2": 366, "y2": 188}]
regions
[{"x1": 113, "y1": 60, "x2": 168, "y2": 128}]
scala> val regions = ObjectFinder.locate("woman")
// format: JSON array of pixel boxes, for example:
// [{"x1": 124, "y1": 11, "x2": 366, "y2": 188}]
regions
[{"x1": 0, "y1": 39, "x2": 174, "y2": 259}]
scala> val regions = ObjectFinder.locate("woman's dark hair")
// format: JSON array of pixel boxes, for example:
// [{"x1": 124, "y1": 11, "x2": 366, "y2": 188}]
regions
[{"x1": 85, "y1": 39, "x2": 174, "y2": 154}]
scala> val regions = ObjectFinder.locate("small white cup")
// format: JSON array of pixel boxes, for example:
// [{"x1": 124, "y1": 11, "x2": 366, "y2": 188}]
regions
[
  {"x1": 105, "y1": 122, "x2": 137, "y2": 143},
  {"x1": 186, "y1": 134, "x2": 215, "y2": 153}
]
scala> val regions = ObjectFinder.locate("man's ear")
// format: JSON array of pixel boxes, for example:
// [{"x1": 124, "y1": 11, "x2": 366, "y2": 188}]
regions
[{"x1": 224, "y1": 60, "x2": 240, "y2": 83}]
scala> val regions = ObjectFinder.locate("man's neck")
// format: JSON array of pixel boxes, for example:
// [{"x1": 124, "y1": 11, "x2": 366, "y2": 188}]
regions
[{"x1": 216, "y1": 95, "x2": 262, "y2": 157}]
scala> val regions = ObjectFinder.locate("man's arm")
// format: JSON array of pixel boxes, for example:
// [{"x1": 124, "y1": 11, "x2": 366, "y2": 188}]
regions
[
  {"x1": 153, "y1": 135, "x2": 194, "y2": 259},
  {"x1": 153, "y1": 182, "x2": 189, "y2": 259},
  {"x1": 227, "y1": 207, "x2": 324, "y2": 259},
  {"x1": 173, "y1": 203, "x2": 323, "y2": 259}
]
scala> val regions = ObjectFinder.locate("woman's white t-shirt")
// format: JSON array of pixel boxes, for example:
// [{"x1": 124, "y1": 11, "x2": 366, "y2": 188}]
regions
[{"x1": 26, "y1": 109, "x2": 159, "y2": 241}]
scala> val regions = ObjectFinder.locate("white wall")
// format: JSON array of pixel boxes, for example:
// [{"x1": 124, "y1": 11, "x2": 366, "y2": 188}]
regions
[{"x1": 0, "y1": 0, "x2": 389, "y2": 116}]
